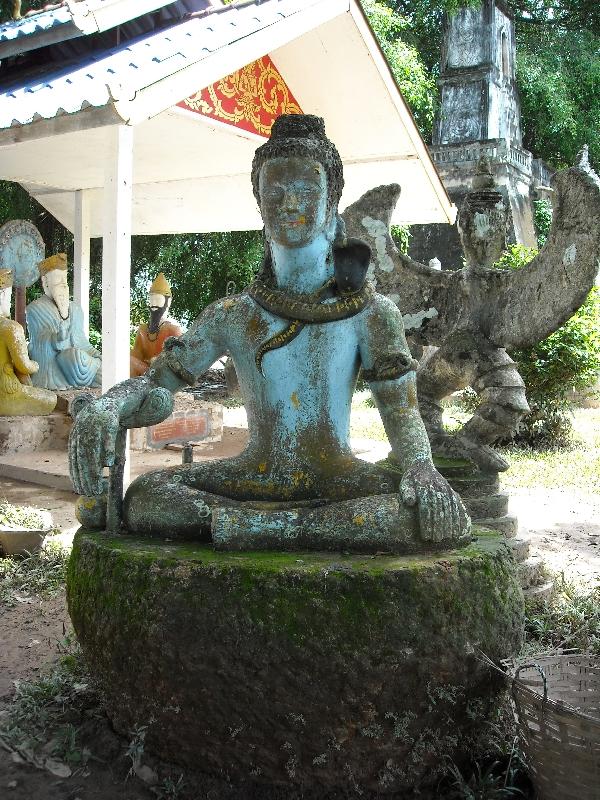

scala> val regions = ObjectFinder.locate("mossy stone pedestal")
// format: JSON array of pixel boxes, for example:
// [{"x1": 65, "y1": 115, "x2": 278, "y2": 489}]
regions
[{"x1": 67, "y1": 529, "x2": 523, "y2": 796}]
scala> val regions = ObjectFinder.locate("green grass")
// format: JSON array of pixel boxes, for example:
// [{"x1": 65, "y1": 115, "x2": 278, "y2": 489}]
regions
[
  {"x1": 499, "y1": 408, "x2": 600, "y2": 493},
  {"x1": 350, "y1": 395, "x2": 600, "y2": 496},
  {"x1": 0, "y1": 539, "x2": 70, "y2": 605}
]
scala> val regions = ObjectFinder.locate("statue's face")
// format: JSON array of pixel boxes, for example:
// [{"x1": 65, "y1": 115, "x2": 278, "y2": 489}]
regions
[
  {"x1": 0, "y1": 286, "x2": 11, "y2": 318},
  {"x1": 147, "y1": 292, "x2": 170, "y2": 334},
  {"x1": 43, "y1": 269, "x2": 70, "y2": 320},
  {"x1": 259, "y1": 157, "x2": 329, "y2": 247}
]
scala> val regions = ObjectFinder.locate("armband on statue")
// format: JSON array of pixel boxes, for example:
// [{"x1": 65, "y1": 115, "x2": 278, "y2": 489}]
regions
[{"x1": 362, "y1": 352, "x2": 419, "y2": 383}]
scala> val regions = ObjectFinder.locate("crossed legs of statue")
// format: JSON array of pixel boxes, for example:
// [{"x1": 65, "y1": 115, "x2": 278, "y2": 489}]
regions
[
  {"x1": 121, "y1": 454, "x2": 400, "y2": 539},
  {"x1": 416, "y1": 332, "x2": 530, "y2": 473}
]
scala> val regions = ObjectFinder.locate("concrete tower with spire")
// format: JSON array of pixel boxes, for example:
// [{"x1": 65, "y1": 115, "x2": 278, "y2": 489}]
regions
[{"x1": 408, "y1": 0, "x2": 552, "y2": 269}]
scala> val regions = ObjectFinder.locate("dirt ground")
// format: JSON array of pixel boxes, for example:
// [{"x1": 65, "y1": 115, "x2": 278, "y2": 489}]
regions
[{"x1": 1, "y1": 421, "x2": 598, "y2": 799}]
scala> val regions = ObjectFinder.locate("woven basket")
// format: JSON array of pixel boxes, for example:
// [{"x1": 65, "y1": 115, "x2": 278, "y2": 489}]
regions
[{"x1": 510, "y1": 654, "x2": 600, "y2": 800}]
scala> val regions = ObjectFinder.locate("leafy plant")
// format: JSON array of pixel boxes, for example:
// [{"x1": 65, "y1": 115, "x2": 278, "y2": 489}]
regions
[
  {"x1": 126, "y1": 724, "x2": 148, "y2": 779},
  {"x1": 0, "y1": 539, "x2": 69, "y2": 604},
  {"x1": 362, "y1": 0, "x2": 438, "y2": 138},
  {"x1": 445, "y1": 759, "x2": 525, "y2": 799},
  {"x1": 533, "y1": 198, "x2": 553, "y2": 248},
  {"x1": 0, "y1": 500, "x2": 46, "y2": 529},
  {"x1": 524, "y1": 575, "x2": 600, "y2": 655}
]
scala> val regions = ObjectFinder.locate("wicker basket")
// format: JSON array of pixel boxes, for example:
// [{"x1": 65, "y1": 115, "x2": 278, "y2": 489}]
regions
[{"x1": 509, "y1": 654, "x2": 600, "y2": 800}]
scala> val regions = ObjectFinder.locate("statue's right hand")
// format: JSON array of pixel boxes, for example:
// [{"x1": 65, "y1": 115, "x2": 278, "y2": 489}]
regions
[{"x1": 68, "y1": 400, "x2": 121, "y2": 497}]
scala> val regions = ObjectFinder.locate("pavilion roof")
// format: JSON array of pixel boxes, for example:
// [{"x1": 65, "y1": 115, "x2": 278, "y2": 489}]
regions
[
  {"x1": 0, "y1": 0, "x2": 319, "y2": 129},
  {"x1": 0, "y1": 0, "x2": 456, "y2": 232},
  {"x1": 0, "y1": 0, "x2": 205, "y2": 59}
]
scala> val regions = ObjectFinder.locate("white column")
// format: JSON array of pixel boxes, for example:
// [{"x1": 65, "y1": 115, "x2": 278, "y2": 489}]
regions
[
  {"x1": 73, "y1": 189, "x2": 91, "y2": 337},
  {"x1": 102, "y1": 124, "x2": 133, "y2": 393},
  {"x1": 102, "y1": 125, "x2": 133, "y2": 488}
]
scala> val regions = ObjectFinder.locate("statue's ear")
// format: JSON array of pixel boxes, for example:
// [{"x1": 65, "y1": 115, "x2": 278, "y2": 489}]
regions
[{"x1": 333, "y1": 238, "x2": 371, "y2": 293}]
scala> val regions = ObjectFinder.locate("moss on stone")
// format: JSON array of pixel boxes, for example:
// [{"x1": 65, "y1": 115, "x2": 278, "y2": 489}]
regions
[{"x1": 67, "y1": 528, "x2": 523, "y2": 795}]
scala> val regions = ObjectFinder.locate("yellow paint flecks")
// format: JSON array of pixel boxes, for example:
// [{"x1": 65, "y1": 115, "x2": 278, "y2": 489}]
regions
[
  {"x1": 352, "y1": 515, "x2": 366, "y2": 526},
  {"x1": 223, "y1": 298, "x2": 237, "y2": 310},
  {"x1": 291, "y1": 471, "x2": 308, "y2": 487},
  {"x1": 258, "y1": 462, "x2": 267, "y2": 473},
  {"x1": 290, "y1": 391, "x2": 300, "y2": 409}
]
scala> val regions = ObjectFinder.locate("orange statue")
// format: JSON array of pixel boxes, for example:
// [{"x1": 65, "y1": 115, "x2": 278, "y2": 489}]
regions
[{"x1": 130, "y1": 273, "x2": 182, "y2": 377}]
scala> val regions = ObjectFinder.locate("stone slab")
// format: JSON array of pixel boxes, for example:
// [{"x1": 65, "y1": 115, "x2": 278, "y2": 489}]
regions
[
  {"x1": 0, "y1": 413, "x2": 71, "y2": 455},
  {"x1": 68, "y1": 528, "x2": 524, "y2": 795},
  {"x1": 476, "y1": 515, "x2": 519, "y2": 538},
  {"x1": 55, "y1": 388, "x2": 101, "y2": 415},
  {"x1": 463, "y1": 492, "x2": 510, "y2": 519}
]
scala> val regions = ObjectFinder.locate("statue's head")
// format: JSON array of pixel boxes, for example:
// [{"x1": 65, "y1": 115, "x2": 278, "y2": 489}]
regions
[
  {"x1": 147, "y1": 272, "x2": 172, "y2": 334},
  {"x1": 0, "y1": 268, "x2": 12, "y2": 318},
  {"x1": 252, "y1": 115, "x2": 344, "y2": 249},
  {"x1": 39, "y1": 253, "x2": 70, "y2": 319}
]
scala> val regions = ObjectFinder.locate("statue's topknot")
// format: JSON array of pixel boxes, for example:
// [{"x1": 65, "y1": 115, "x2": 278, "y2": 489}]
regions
[
  {"x1": 251, "y1": 114, "x2": 344, "y2": 213},
  {"x1": 270, "y1": 114, "x2": 326, "y2": 140}
]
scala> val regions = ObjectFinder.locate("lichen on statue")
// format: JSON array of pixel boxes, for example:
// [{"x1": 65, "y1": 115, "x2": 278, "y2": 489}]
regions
[
  {"x1": 0, "y1": 269, "x2": 56, "y2": 416},
  {"x1": 130, "y1": 273, "x2": 182, "y2": 377},
  {"x1": 26, "y1": 254, "x2": 102, "y2": 391},
  {"x1": 68, "y1": 114, "x2": 470, "y2": 553}
]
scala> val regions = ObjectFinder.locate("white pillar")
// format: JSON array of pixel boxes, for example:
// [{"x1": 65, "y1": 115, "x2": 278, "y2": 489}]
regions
[
  {"x1": 73, "y1": 189, "x2": 91, "y2": 337},
  {"x1": 102, "y1": 125, "x2": 133, "y2": 488},
  {"x1": 102, "y1": 124, "x2": 133, "y2": 393}
]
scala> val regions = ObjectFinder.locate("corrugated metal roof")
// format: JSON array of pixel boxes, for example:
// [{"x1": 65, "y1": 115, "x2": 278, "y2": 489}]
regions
[
  {"x1": 0, "y1": 5, "x2": 73, "y2": 44},
  {"x1": 0, "y1": 0, "x2": 315, "y2": 129},
  {"x1": 0, "y1": 0, "x2": 206, "y2": 59}
]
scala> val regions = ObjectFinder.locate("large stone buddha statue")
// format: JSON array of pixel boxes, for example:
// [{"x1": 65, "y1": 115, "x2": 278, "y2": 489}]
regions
[
  {"x1": 0, "y1": 268, "x2": 56, "y2": 416},
  {"x1": 69, "y1": 115, "x2": 469, "y2": 551},
  {"x1": 26, "y1": 254, "x2": 102, "y2": 391},
  {"x1": 130, "y1": 273, "x2": 182, "y2": 377}
]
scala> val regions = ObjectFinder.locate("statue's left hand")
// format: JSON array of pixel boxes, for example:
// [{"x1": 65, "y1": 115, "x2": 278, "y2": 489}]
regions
[
  {"x1": 399, "y1": 460, "x2": 470, "y2": 542},
  {"x1": 69, "y1": 398, "x2": 121, "y2": 497}
]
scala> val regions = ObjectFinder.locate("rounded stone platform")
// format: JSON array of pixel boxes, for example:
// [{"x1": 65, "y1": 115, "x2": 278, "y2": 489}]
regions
[{"x1": 67, "y1": 529, "x2": 524, "y2": 796}]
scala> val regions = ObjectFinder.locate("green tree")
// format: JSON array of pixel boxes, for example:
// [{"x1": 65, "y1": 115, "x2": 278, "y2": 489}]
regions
[
  {"x1": 373, "y1": 1, "x2": 600, "y2": 169},
  {"x1": 361, "y1": 0, "x2": 438, "y2": 138}
]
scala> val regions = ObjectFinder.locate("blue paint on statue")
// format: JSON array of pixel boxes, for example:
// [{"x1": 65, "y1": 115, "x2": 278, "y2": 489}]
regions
[{"x1": 27, "y1": 295, "x2": 101, "y2": 390}]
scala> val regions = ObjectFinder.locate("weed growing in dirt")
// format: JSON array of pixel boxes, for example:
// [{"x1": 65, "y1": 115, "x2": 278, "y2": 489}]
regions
[
  {"x1": 524, "y1": 575, "x2": 600, "y2": 654},
  {"x1": 151, "y1": 774, "x2": 185, "y2": 798},
  {"x1": 0, "y1": 539, "x2": 69, "y2": 605},
  {"x1": 0, "y1": 634, "x2": 97, "y2": 777},
  {"x1": 444, "y1": 759, "x2": 526, "y2": 799},
  {"x1": 126, "y1": 724, "x2": 148, "y2": 779}
]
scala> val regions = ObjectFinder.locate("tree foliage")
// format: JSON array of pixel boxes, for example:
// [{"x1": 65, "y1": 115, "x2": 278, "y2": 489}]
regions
[
  {"x1": 371, "y1": 1, "x2": 600, "y2": 170},
  {"x1": 361, "y1": 1, "x2": 437, "y2": 138}
]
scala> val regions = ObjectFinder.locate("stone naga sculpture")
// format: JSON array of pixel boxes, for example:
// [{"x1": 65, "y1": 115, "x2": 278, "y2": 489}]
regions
[
  {"x1": 130, "y1": 273, "x2": 182, "y2": 377},
  {"x1": 26, "y1": 254, "x2": 102, "y2": 391},
  {"x1": 68, "y1": 114, "x2": 470, "y2": 553},
  {"x1": 0, "y1": 268, "x2": 56, "y2": 416},
  {"x1": 342, "y1": 148, "x2": 600, "y2": 472}
]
